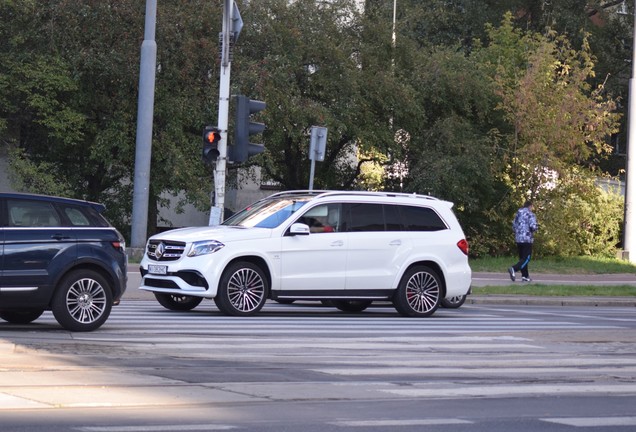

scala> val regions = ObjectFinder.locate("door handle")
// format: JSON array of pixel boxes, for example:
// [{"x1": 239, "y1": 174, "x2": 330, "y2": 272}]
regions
[
  {"x1": 51, "y1": 234, "x2": 72, "y2": 241},
  {"x1": 389, "y1": 240, "x2": 402, "y2": 246},
  {"x1": 330, "y1": 240, "x2": 344, "y2": 247}
]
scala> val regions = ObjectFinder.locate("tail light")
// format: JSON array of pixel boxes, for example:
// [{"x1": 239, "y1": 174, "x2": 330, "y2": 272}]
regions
[
  {"x1": 457, "y1": 239, "x2": 469, "y2": 256},
  {"x1": 111, "y1": 240, "x2": 126, "y2": 252}
]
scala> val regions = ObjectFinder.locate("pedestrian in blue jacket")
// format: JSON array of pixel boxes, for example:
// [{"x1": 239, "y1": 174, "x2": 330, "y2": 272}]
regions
[{"x1": 508, "y1": 200, "x2": 538, "y2": 282}]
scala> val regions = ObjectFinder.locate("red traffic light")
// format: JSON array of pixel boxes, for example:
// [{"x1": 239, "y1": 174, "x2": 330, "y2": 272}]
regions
[
  {"x1": 204, "y1": 128, "x2": 221, "y2": 144},
  {"x1": 202, "y1": 126, "x2": 222, "y2": 165}
]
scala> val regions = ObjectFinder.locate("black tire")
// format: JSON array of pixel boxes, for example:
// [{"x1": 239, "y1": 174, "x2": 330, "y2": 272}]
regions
[
  {"x1": 154, "y1": 293, "x2": 203, "y2": 311},
  {"x1": 393, "y1": 265, "x2": 441, "y2": 317},
  {"x1": 332, "y1": 300, "x2": 372, "y2": 312},
  {"x1": 214, "y1": 261, "x2": 268, "y2": 316},
  {"x1": 0, "y1": 310, "x2": 44, "y2": 324},
  {"x1": 440, "y1": 294, "x2": 467, "y2": 308},
  {"x1": 51, "y1": 269, "x2": 113, "y2": 332},
  {"x1": 274, "y1": 299, "x2": 296, "y2": 304}
]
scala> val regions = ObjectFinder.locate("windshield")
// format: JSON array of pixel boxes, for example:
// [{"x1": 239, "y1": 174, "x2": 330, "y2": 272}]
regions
[{"x1": 222, "y1": 196, "x2": 312, "y2": 228}]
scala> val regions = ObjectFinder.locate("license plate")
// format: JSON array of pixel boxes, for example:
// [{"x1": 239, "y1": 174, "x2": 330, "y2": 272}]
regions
[{"x1": 148, "y1": 264, "x2": 167, "y2": 275}]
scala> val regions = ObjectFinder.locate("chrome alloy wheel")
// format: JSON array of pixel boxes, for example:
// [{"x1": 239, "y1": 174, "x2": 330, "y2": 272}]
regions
[
  {"x1": 441, "y1": 294, "x2": 467, "y2": 308},
  {"x1": 405, "y1": 270, "x2": 440, "y2": 314},
  {"x1": 66, "y1": 277, "x2": 108, "y2": 324},
  {"x1": 227, "y1": 267, "x2": 266, "y2": 313}
]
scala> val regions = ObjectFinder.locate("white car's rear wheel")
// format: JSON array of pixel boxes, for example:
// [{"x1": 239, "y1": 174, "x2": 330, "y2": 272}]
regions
[{"x1": 393, "y1": 265, "x2": 441, "y2": 317}]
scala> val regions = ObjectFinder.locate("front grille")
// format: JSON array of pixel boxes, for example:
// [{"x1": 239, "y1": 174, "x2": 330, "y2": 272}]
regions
[{"x1": 147, "y1": 240, "x2": 186, "y2": 261}]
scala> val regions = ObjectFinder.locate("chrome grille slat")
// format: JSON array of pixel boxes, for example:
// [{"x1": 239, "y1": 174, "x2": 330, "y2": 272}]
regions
[{"x1": 146, "y1": 240, "x2": 186, "y2": 261}]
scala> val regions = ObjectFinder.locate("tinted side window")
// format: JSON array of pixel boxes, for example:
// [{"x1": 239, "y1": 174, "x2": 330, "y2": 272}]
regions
[
  {"x1": 59, "y1": 204, "x2": 110, "y2": 227},
  {"x1": 400, "y1": 205, "x2": 447, "y2": 231},
  {"x1": 345, "y1": 203, "x2": 385, "y2": 232},
  {"x1": 384, "y1": 204, "x2": 403, "y2": 231},
  {"x1": 7, "y1": 200, "x2": 61, "y2": 227}
]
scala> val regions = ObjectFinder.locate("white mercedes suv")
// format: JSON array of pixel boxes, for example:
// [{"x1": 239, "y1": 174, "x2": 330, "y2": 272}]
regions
[{"x1": 139, "y1": 190, "x2": 471, "y2": 317}]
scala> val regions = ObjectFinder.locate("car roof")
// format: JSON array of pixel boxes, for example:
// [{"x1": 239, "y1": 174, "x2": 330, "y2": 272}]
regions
[
  {"x1": 266, "y1": 190, "x2": 451, "y2": 208},
  {"x1": 0, "y1": 192, "x2": 106, "y2": 213}
]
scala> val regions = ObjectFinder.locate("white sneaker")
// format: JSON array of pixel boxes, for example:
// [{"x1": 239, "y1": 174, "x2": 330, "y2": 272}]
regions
[{"x1": 521, "y1": 277, "x2": 532, "y2": 282}]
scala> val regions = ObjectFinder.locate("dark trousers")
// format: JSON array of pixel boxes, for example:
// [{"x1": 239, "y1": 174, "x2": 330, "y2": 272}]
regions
[{"x1": 512, "y1": 242, "x2": 532, "y2": 278}]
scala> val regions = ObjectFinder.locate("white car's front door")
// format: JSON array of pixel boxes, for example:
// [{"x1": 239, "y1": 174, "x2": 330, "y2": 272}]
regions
[{"x1": 279, "y1": 204, "x2": 347, "y2": 291}]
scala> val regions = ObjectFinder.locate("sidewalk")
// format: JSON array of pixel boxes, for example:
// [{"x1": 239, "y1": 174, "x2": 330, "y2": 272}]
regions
[{"x1": 469, "y1": 272, "x2": 636, "y2": 307}]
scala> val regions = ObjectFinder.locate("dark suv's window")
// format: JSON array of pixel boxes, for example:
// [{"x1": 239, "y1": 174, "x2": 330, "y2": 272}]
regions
[
  {"x1": 58, "y1": 204, "x2": 110, "y2": 227},
  {"x1": 8, "y1": 200, "x2": 61, "y2": 227}
]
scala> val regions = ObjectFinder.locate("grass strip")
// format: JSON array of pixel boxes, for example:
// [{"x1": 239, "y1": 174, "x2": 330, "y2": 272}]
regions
[
  {"x1": 473, "y1": 285, "x2": 636, "y2": 297},
  {"x1": 470, "y1": 256, "x2": 636, "y2": 274}
]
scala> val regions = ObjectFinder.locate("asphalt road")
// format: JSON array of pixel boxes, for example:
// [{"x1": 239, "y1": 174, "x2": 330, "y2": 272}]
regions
[{"x1": 1, "y1": 301, "x2": 635, "y2": 432}]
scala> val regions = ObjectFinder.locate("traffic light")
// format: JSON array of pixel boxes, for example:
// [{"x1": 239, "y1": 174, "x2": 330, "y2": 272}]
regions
[
  {"x1": 230, "y1": 95, "x2": 266, "y2": 163},
  {"x1": 202, "y1": 126, "x2": 221, "y2": 165}
]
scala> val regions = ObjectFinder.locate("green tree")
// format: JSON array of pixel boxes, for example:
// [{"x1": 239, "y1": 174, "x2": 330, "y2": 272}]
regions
[
  {"x1": 0, "y1": 1, "x2": 220, "y2": 237},
  {"x1": 483, "y1": 14, "x2": 619, "y2": 198},
  {"x1": 233, "y1": 0, "x2": 421, "y2": 190},
  {"x1": 475, "y1": 13, "x2": 620, "y2": 256}
]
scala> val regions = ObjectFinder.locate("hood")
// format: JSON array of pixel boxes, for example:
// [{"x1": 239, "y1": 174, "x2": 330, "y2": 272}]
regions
[{"x1": 149, "y1": 225, "x2": 273, "y2": 243}]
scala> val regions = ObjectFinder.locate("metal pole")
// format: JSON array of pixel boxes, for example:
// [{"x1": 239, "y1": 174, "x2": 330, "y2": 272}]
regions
[
  {"x1": 210, "y1": 0, "x2": 233, "y2": 226},
  {"x1": 309, "y1": 159, "x2": 316, "y2": 190},
  {"x1": 130, "y1": 0, "x2": 157, "y2": 254},
  {"x1": 624, "y1": 0, "x2": 636, "y2": 262}
]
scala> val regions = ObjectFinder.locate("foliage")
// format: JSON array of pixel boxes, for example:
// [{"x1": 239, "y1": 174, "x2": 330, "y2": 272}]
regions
[
  {"x1": 233, "y1": 0, "x2": 422, "y2": 190},
  {"x1": 467, "y1": 13, "x2": 619, "y2": 256},
  {"x1": 0, "y1": 1, "x2": 627, "y2": 258},
  {"x1": 536, "y1": 170, "x2": 623, "y2": 257},
  {"x1": 0, "y1": 0, "x2": 218, "y2": 238}
]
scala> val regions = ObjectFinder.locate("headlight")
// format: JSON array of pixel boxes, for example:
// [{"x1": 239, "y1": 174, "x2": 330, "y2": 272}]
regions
[{"x1": 187, "y1": 240, "x2": 225, "y2": 257}]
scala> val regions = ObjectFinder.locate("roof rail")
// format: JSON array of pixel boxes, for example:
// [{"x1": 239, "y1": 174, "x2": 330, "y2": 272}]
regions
[{"x1": 267, "y1": 190, "x2": 439, "y2": 201}]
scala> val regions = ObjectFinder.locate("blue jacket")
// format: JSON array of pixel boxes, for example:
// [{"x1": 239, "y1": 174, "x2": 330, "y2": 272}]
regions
[{"x1": 513, "y1": 207, "x2": 538, "y2": 243}]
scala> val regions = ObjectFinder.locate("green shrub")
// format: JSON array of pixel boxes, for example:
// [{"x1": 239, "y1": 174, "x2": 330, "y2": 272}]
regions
[{"x1": 534, "y1": 173, "x2": 622, "y2": 257}]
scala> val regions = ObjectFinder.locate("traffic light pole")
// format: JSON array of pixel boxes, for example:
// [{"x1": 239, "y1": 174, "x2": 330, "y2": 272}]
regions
[{"x1": 210, "y1": 0, "x2": 234, "y2": 226}]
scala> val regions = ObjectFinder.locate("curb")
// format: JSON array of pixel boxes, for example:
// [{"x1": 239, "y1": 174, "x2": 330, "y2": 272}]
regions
[{"x1": 467, "y1": 295, "x2": 636, "y2": 307}]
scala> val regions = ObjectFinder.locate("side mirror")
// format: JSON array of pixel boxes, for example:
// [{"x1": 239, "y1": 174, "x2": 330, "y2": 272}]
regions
[{"x1": 288, "y1": 223, "x2": 310, "y2": 236}]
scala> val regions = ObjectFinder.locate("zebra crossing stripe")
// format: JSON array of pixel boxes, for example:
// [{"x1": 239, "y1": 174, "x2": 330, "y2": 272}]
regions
[
  {"x1": 75, "y1": 426, "x2": 236, "y2": 431},
  {"x1": 541, "y1": 416, "x2": 636, "y2": 427},
  {"x1": 329, "y1": 419, "x2": 472, "y2": 427}
]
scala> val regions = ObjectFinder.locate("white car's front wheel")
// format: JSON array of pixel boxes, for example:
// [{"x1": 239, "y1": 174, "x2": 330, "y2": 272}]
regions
[{"x1": 215, "y1": 261, "x2": 268, "y2": 316}]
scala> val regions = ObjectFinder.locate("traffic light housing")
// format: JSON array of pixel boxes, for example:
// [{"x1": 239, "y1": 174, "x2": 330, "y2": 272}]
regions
[
  {"x1": 230, "y1": 95, "x2": 266, "y2": 163},
  {"x1": 202, "y1": 126, "x2": 221, "y2": 165}
]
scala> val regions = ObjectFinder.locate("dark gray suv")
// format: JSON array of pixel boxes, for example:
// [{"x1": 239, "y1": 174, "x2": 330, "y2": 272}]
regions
[{"x1": 0, "y1": 193, "x2": 127, "y2": 331}]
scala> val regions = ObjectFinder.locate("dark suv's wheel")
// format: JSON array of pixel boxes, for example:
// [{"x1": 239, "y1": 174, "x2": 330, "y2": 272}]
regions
[
  {"x1": 51, "y1": 269, "x2": 113, "y2": 332},
  {"x1": 440, "y1": 294, "x2": 467, "y2": 308},
  {"x1": 0, "y1": 310, "x2": 44, "y2": 324},
  {"x1": 332, "y1": 300, "x2": 372, "y2": 312},
  {"x1": 214, "y1": 261, "x2": 268, "y2": 316},
  {"x1": 393, "y1": 265, "x2": 441, "y2": 317},
  {"x1": 154, "y1": 293, "x2": 203, "y2": 311}
]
